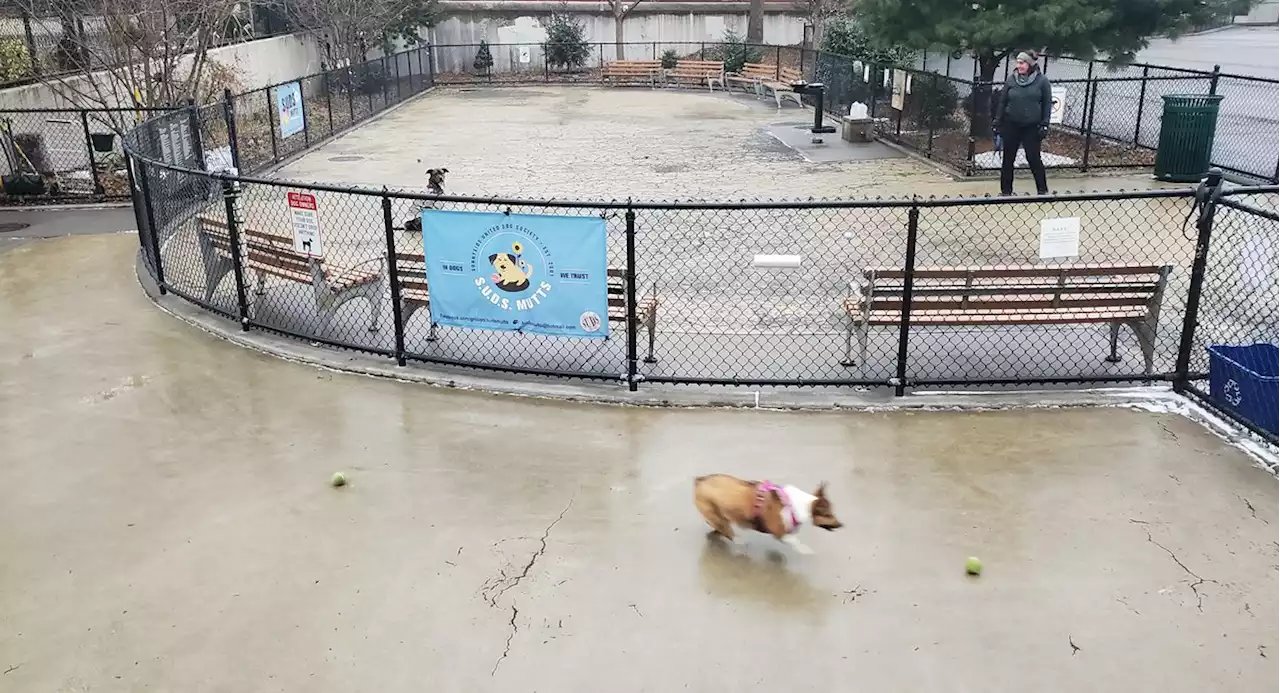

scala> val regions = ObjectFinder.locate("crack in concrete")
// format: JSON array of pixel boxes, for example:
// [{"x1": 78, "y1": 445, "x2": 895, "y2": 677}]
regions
[
  {"x1": 481, "y1": 498, "x2": 574, "y2": 608},
  {"x1": 1143, "y1": 529, "x2": 1216, "y2": 612},
  {"x1": 492, "y1": 605, "x2": 518, "y2": 676},
  {"x1": 1238, "y1": 495, "x2": 1268, "y2": 524},
  {"x1": 1069, "y1": 635, "x2": 1081, "y2": 656},
  {"x1": 484, "y1": 497, "x2": 575, "y2": 675}
]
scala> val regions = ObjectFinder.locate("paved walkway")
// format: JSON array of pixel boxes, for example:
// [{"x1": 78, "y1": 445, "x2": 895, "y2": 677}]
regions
[{"x1": 0, "y1": 233, "x2": 1276, "y2": 691}]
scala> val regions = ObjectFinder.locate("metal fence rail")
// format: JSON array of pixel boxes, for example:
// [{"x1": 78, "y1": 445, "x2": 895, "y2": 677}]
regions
[{"x1": 123, "y1": 98, "x2": 1275, "y2": 443}]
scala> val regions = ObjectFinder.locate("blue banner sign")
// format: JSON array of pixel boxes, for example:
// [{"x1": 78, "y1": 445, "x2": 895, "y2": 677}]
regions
[
  {"x1": 420, "y1": 209, "x2": 609, "y2": 338},
  {"x1": 276, "y1": 81, "x2": 305, "y2": 138}
]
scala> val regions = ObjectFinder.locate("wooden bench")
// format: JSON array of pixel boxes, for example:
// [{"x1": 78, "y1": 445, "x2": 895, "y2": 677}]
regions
[
  {"x1": 667, "y1": 60, "x2": 724, "y2": 91},
  {"x1": 196, "y1": 214, "x2": 385, "y2": 333},
  {"x1": 602, "y1": 60, "x2": 662, "y2": 87},
  {"x1": 392, "y1": 254, "x2": 660, "y2": 361},
  {"x1": 758, "y1": 66, "x2": 804, "y2": 108},
  {"x1": 840, "y1": 264, "x2": 1173, "y2": 374},
  {"x1": 723, "y1": 62, "x2": 782, "y2": 94}
]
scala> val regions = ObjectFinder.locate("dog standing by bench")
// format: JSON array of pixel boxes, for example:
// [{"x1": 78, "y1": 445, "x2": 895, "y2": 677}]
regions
[{"x1": 404, "y1": 167, "x2": 448, "y2": 233}]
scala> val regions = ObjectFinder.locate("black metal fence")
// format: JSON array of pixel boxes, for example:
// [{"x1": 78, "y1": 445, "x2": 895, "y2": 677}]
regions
[
  {"x1": 123, "y1": 79, "x2": 1277, "y2": 443},
  {"x1": 428, "y1": 41, "x2": 1279, "y2": 183},
  {"x1": 0, "y1": 106, "x2": 174, "y2": 202}
]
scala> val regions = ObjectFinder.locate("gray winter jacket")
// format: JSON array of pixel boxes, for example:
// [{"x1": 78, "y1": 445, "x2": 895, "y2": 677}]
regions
[{"x1": 995, "y1": 70, "x2": 1052, "y2": 129}]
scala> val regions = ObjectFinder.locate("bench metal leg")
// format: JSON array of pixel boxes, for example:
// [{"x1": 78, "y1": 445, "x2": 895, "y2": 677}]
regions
[
  {"x1": 1129, "y1": 319, "x2": 1157, "y2": 375},
  {"x1": 840, "y1": 320, "x2": 857, "y2": 367},
  {"x1": 254, "y1": 270, "x2": 267, "y2": 296},
  {"x1": 1105, "y1": 321, "x2": 1122, "y2": 362},
  {"x1": 401, "y1": 300, "x2": 437, "y2": 342},
  {"x1": 642, "y1": 283, "x2": 659, "y2": 364}
]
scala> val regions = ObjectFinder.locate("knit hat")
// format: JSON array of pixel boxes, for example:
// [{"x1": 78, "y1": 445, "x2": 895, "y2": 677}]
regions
[{"x1": 1016, "y1": 50, "x2": 1038, "y2": 65}]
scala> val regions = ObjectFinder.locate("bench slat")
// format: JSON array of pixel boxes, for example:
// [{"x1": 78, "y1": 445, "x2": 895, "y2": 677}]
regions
[{"x1": 865, "y1": 264, "x2": 1169, "y2": 279}]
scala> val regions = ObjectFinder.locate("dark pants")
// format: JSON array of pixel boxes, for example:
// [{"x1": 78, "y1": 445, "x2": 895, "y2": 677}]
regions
[{"x1": 999, "y1": 123, "x2": 1048, "y2": 195}]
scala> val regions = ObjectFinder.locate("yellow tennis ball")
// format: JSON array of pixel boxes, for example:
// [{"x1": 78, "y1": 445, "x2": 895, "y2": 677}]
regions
[
  {"x1": 965, "y1": 556, "x2": 983, "y2": 576},
  {"x1": 331, "y1": 472, "x2": 347, "y2": 487}
]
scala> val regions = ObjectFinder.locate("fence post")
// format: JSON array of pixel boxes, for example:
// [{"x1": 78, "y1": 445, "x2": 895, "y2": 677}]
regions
[
  {"x1": 624, "y1": 202, "x2": 639, "y2": 392},
  {"x1": 366, "y1": 62, "x2": 375, "y2": 114},
  {"x1": 699, "y1": 42, "x2": 705, "y2": 61},
  {"x1": 222, "y1": 88, "x2": 241, "y2": 172},
  {"x1": 1081, "y1": 61, "x2": 1095, "y2": 172},
  {"x1": 544, "y1": 43, "x2": 550, "y2": 82},
  {"x1": 394, "y1": 52, "x2": 402, "y2": 102},
  {"x1": 80, "y1": 110, "x2": 104, "y2": 196},
  {"x1": 1209, "y1": 64, "x2": 1221, "y2": 95},
  {"x1": 894, "y1": 72, "x2": 904, "y2": 139},
  {"x1": 185, "y1": 98, "x2": 205, "y2": 170},
  {"x1": 652, "y1": 41, "x2": 656, "y2": 60},
  {"x1": 21, "y1": 10, "x2": 38, "y2": 76},
  {"x1": 926, "y1": 74, "x2": 937, "y2": 159},
  {"x1": 893, "y1": 204, "x2": 920, "y2": 397},
  {"x1": 138, "y1": 164, "x2": 166, "y2": 294},
  {"x1": 265, "y1": 88, "x2": 278, "y2": 163},
  {"x1": 1133, "y1": 65, "x2": 1150, "y2": 146},
  {"x1": 348, "y1": 63, "x2": 357, "y2": 123},
  {"x1": 869, "y1": 65, "x2": 879, "y2": 120},
  {"x1": 1174, "y1": 170, "x2": 1222, "y2": 390},
  {"x1": 382, "y1": 55, "x2": 391, "y2": 101},
  {"x1": 221, "y1": 176, "x2": 251, "y2": 331},
  {"x1": 427, "y1": 44, "x2": 435, "y2": 85},
  {"x1": 382, "y1": 192, "x2": 407, "y2": 366},
  {"x1": 775, "y1": 46, "x2": 781, "y2": 76},
  {"x1": 322, "y1": 66, "x2": 334, "y2": 137}
]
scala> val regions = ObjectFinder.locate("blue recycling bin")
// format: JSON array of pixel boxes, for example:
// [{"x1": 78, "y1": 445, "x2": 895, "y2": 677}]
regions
[{"x1": 1206, "y1": 343, "x2": 1279, "y2": 437}]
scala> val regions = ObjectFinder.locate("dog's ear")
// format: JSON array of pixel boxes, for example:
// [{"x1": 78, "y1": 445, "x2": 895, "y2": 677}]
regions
[
  {"x1": 814, "y1": 481, "x2": 828, "y2": 498},
  {"x1": 488, "y1": 253, "x2": 499, "y2": 264}
]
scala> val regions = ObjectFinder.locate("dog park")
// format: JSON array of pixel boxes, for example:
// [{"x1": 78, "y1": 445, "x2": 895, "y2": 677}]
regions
[{"x1": 1, "y1": 36, "x2": 1277, "y2": 692}]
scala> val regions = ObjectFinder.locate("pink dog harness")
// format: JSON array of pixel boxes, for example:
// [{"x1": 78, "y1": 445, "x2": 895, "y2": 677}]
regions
[{"x1": 754, "y1": 481, "x2": 798, "y2": 533}]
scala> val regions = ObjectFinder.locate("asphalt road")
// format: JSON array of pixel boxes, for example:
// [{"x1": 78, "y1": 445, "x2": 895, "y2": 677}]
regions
[{"x1": 0, "y1": 206, "x2": 138, "y2": 254}]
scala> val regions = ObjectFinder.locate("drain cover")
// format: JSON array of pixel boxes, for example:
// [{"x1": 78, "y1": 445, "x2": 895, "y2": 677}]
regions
[
  {"x1": 0, "y1": 222, "x2": 30, "y2": 233},
  {"x1": 328, "y1": 155, "x2": 364, "y2": 162}
]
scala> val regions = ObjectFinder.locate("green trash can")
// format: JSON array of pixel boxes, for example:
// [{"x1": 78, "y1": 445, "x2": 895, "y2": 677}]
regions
[{"x1": 1154, "y1": 94, "x2": 1223, "y2": 182}]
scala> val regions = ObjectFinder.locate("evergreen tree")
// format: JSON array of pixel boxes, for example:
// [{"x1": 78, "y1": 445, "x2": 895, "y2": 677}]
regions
[
  {"x1": 544, "y1": 7, "x2": 591, "y2": 70},
  {"x1": 857, "y1": 0, "x2": 1246, "y2": 134},
  {"x1": 473, "y1": 40, "x2": 494, "y2": 73}
]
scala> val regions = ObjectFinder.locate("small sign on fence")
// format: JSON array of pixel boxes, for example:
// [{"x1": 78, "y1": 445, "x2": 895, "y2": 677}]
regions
[
  {"x1": 891, "y1": 70, "x2": 907, "y2": 110},
  {"x1": 277, "y1": 81, "x2": 305, "y2": 139},
  {"x1": 1050, "y1": 87, "x2": 1066, "y2": 125},
  {"x1": 1039, "y1": 216, "x2": 1080, "y2": 259},
  {"x1": 519, "y1": 46, "x2": 531, "y2": 64},
  {"x1": 288, "y1": 192, "x2": 323, "y2": 256}
]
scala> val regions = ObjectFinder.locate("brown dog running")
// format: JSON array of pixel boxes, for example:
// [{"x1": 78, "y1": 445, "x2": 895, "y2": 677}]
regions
[{"x1": 694, "y1": 474, "x2": 843, "y2": 554}]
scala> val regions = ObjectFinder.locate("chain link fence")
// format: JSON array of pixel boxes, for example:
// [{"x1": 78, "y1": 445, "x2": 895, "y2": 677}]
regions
[{"x1": 125, "y1": 91, "x2": 1277, "y2": 429}]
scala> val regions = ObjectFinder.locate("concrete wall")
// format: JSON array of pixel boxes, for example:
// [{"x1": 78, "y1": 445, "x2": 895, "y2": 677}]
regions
[
  {"x1": 1236, "y1": 0, "x2": 1279, "y2": 24},
  {"x1": 0, "y1": 33, "x2": 324, "y2": 112},
  {"x1": 428, "y1": 2, "x2": 805, "y2": 73}
]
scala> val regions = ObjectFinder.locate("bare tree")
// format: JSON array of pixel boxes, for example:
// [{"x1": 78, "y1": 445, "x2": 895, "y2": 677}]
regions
[
  {"x1": 266, "y1": 0, "x2": 438, "y2": 67},
  {"x1": 605, "y1": 0, "x2": 645, "y2": 60},
  {"x1": 795, "y1": 0, "x2": 846, "y2": 51},
  {"x1": 748, "y1": 0, "x2": 764, "y2": 45},
  {"x1": 15, "y1": 0, "x2": 246, "y2": 132}
]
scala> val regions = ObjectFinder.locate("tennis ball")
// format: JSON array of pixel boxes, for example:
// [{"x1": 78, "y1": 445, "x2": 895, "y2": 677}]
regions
[
  {"x1": 965, "y1": 556, "x2": 983, "y2": 576},
  {"x1": 331, "y1": 472, "x2": 347, "y2": 487}
]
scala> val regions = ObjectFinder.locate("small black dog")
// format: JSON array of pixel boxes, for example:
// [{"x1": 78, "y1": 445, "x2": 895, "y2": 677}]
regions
[{"x1": 405, "y1": 168, "x2": 448, "y2": 233}]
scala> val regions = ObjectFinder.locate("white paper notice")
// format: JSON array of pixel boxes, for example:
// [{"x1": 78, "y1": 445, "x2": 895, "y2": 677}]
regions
[
  {"x1": 288, "y1": 191, "x2": 323, "y2": 257},
  {"x1": 1039, "y1": 216, "x2": 1080, "y2": 259}
]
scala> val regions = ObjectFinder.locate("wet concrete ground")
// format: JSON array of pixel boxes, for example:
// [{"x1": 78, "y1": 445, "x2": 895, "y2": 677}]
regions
[{"x1": 2, "y1": 233, "x2": 1278, "y2": 692}]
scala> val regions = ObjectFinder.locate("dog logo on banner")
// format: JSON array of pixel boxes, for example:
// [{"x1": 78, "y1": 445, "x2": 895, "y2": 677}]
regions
[{"x1": 472, "y1": 223, "x2": 553, "y2": 318}]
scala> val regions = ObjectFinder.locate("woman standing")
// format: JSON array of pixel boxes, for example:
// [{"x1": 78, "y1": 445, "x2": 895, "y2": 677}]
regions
[{"x1": 993, "y1": 51, "x2": 1052, "y2": 195}]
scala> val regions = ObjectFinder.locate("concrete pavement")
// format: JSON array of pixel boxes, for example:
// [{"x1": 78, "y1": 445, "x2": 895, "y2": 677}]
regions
[{"x1": 1, "y1": 232, "x2": 1276, "y2": 692}]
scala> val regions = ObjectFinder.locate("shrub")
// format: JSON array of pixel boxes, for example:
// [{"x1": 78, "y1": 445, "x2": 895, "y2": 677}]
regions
[
  {"x1": 660, "y1": 49, "x2": 678, "y2": 70},
  {"x1": 473, "y1": 40, "x2": 493, "y2": 73},
  {"x1": 821, "y1": 18, "x2": 914, "y2": 67},
  {"x1": 0, "y1": 38, "x2": 32, "y2": 84},
  {"x1": 544, "y1": 8, "x2": 590, "y2": 70},
  {"x1": 905, "y1": 74, "x2": 960, "y2": 130},
  {"x1": 707, "y1": 28, "x2": 761, "y2": 74}
]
